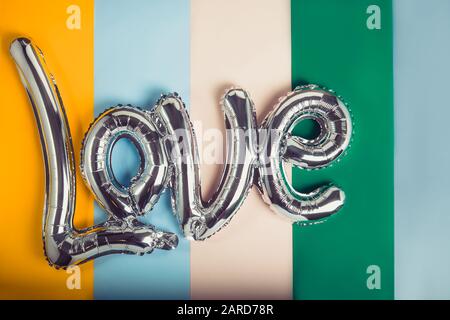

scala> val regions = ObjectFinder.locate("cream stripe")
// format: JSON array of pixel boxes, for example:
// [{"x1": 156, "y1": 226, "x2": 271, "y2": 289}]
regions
[{"x1": 190, "y1": 0, "x2": 292, "y2": 299}]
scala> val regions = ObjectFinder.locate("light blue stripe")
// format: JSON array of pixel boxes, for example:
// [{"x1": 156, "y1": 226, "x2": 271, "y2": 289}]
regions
[
  {"x1": 94, "y1": 0, "x2": 190, "y2": 299},
  {"x1": 394, "y1": 0, "x2": 450, "y2": 299}
]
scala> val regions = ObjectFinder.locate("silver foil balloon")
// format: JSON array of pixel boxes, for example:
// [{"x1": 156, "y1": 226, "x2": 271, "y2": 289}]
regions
[
  {"x1": 80, "y1": 106, "x2": 170, "y2": 218},
  {"x1": 257, "y1": 85, "x2": 352, "y2": 222},
  {"x1": 10, "y1": 37, "x2": 177, "y2": 268},
  {"x1": 11, "y1": 37, "x2": 353, "y2": 269},
  {"x1": 154, "y1": 90, "x2": 258, "y2": 240}
]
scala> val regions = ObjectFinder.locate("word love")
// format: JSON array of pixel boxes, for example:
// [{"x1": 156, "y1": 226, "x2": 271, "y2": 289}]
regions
[{"x1": 10, "y1": 38, "x2": 352, "y2": 268}]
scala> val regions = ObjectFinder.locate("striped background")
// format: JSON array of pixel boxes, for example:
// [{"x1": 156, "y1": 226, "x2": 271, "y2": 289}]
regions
[{"x1": 0, "y1": 0, "x2": 449, "y2": 299}]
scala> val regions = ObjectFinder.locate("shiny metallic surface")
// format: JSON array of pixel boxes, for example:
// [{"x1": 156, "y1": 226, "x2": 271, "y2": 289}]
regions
[
  {"x1": 154, "y1": 90, "x2": 258, "y2": 240},
  {"x1": 10, "y1": 38, "x2": 177, "y2": 268},
  {"x1": 81, "y1": 106, "x2": 169, "y2": 218},
  {"x1": 11, "y1": 37, "x2": 352, "y2": 268},
  {"x1": 257, "y1": 85, "x2": 352, "y2": 222}
]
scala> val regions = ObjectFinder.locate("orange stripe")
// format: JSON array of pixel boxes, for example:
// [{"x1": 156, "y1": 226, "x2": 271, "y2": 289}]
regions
[{"x1": 0, "y1": 0, "x2": 93, "y2": 299}]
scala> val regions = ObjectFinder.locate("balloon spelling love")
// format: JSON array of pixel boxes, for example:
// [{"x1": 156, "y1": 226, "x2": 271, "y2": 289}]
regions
[{"x1": 10, "y1": 37, "x2": 352, "y2": 268}]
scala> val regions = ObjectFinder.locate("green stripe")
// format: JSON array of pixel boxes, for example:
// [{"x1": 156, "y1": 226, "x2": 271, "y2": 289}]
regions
[{"x1": 291, "y1": 0, "x2": 394, "y2": 299}]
